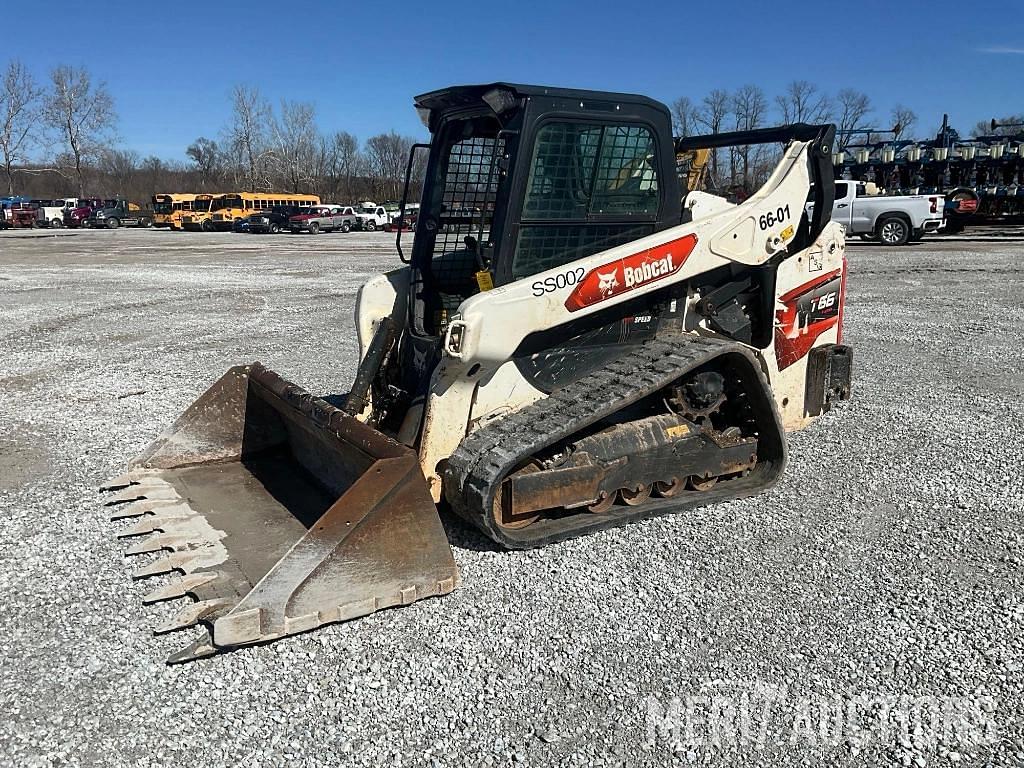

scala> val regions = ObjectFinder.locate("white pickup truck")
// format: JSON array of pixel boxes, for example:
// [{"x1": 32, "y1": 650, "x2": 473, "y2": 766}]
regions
[
  {"x1": 354, "y1": 202, "x2": 389, "y2": 231},
  {"x1": 819, "y1": 182, "x2": 944, "y2": 245}
]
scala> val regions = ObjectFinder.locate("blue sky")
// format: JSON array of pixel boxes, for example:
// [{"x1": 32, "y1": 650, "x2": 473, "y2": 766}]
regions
[{"x1": 7, "y1": 0, "x2": 1023, "y2": 161}]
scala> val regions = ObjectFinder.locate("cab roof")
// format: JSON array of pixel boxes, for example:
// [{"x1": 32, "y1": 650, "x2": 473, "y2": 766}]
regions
[{"x1": 414, "y1": 82, "x2": 669, "y2": 120}]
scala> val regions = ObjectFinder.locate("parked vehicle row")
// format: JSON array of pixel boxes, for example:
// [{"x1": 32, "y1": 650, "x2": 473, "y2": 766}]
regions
[{"x1": 2, "y1": 191, "x2": 418, "y2": 234}]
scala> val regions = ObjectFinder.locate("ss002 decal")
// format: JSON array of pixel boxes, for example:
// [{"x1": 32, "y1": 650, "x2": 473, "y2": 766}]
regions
[
  {"x1": 774, "y1": 269, "x2": 842, "y2": 370},
  {"x1": 531, "y1": 267, "x2": 586, "y2": 296},
  {"x1": 564, "y1": 233, "x2": 698, "y2": 312}
]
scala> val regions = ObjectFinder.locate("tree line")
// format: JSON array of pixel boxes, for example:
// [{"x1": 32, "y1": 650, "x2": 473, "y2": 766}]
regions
[
  {"x1": 0, "y1": 59, "x2": 1016, "y2": 201},
  {"x1": 671, "y1": 82, "x2": 928, "y2": 191},
  {"x1": 0, "y1": 60, "x2": 424, "y2": 202}
]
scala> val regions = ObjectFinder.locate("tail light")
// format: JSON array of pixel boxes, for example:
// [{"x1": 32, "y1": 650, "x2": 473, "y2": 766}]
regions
[{"x1": 928, "y1": 196, "x2": 938, "y2": 214}]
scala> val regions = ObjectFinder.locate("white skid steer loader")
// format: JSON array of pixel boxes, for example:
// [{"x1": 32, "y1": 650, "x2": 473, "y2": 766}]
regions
[{"x1": 102, "y1": 83, "x2": 852, "y2": 663}]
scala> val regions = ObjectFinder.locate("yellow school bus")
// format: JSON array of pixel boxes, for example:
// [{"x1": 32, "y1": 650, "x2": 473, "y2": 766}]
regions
[
  {"x1": 152, "y1": 193, "x2": 199, "y2": 230},
  {"x1": 195, "y1": 192, "x2": 320, "y2": 231},
  {"x1": 181, "y1": 193, "x2": 218, "y2": 231}
]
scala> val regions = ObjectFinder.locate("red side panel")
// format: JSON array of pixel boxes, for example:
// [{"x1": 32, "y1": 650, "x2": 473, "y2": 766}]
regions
[
  {"x1": 774, "y1": 268, "x2": 843, "y2": 370},
  {"x1": 565, "y1": 233, "x2": 698, "y2": 313}
]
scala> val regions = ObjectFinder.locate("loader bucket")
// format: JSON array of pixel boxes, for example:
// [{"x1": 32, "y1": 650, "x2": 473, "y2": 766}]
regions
[{"x1": 100, "y1": 363, "x2": 459, "y2": 663}]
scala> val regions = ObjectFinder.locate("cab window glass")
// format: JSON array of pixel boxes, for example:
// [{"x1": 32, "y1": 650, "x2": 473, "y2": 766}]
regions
[
  {"x1": 513, "y1": 121, "x2": 661, "y2": 279},
  {"x1": 522, "y1": 122, "x2": 659, "y2": 221}
]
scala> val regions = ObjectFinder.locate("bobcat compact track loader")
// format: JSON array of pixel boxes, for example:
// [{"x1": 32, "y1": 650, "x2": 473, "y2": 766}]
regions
[{"x1": 102, "y1": 84, "x2": 852, "y2": 663}]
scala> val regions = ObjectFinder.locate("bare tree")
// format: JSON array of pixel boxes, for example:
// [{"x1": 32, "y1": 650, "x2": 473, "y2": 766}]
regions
[
  {"x1": 139, "y1": 155, "x2": 169, "y2": 198},
  {"x1": 42, "y1": 65, "x2": 116, "y2": 196},
  {"x1": 835, "y1": 89, "x2": 873, "y2": 151},
  {"x1": 269, "y1": 99, "x2": 318, "y2": 192},
  {"x1": 225, "y1": 84, "x2": 271, "y2": 191},
  {"x1": 696, "y1": 89, "x2": 731, "y2": 186},
  {"x1": 776, "y1": 80, "x2": 832, "y2": 126},
  {"x1": 0, "y1": 60, "x2": 43, "y2": 195},
  {"x1": 671, "y1": 96, "x2": 700, "y2": 138},
  {"x1": 318, "y1": 130, "x2": 361, "y2": 201},
  {"x1": 890, "y1": 105, "x2": 917, "y2": 140},
  {"x1": 98, "y1": 148, "x2": 139, "y2": 195},
  {"x1": 731, "y1": 84, "x2": 768, "y2": 187},
  {"x1": 186, "y1": 137, "x2": 222, "y2": 190},
  {"x1": 365, "y1": 131, "x2": 414, "y2": 201}
]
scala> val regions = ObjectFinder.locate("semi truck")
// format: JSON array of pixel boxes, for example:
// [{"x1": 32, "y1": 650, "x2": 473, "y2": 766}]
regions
[{"x1": 85, "y1": 200, "x2": 155, "y2": 229}]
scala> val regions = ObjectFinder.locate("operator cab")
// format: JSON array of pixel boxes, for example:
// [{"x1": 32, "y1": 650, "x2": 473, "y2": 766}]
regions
[{"x1": 404, "y1": 83, "x2": 682, "y2": 339}]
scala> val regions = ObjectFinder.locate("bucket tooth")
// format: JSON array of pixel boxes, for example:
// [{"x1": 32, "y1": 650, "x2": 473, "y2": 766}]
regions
[
  {"x1": 143, "y1": 572, "x2": 222, "y2": 605},
  {"x1": 116, "y1": 505, "x2": 195, "y2": 536},
  {"x1": 100, "y1": 473, "x2": 135, "y2": 491},
  {"x1": 154, "y1": 599, "x2": 232, "y2": 635},
  {"x1": 167, "y1": 635, "x2": 218, "y2": 665},
  {"x1": 104, "y1": 484, "x2": 179, "y2": 506},
  {"x1": 122, "y1": 514, "x2": 227, "y2": 553},
  {"x1": 111, "y1": 499, "x2": 185, "y2": 524},
  {"x1": 125, "y1": 533, "x2": 189, "y2": 556},
  {"x1": 131, "y1": 546, "x2": 227, "y2": 580},
  {"x1": 132, "y1": 554, "x2": 186, "y2": 580},
  {"x1": 101, "y1": 468, "x2": 162, "y2": 491}
]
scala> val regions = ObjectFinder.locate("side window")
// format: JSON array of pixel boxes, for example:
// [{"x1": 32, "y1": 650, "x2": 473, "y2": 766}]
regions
[
  {"x1": 834, "y1": 182, "x2": 848, "y2": 200},
  {"x1": 521, "y1": 122, "x2": 659, "y2": 221},
  {"x1": 590, "y1": 126, "x2": 659, "y2": 216},
  {"x1": 522, "y1": 122, "x2": 600, "y2": 220}
]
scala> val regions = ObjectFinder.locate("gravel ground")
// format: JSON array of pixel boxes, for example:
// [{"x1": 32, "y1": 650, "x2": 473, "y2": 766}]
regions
[{"x1": 0, "y1": 228, "x2": 1021, "y2": 767}]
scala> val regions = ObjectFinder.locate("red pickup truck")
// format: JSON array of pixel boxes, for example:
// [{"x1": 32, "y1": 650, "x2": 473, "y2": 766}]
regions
[{"x1": 288, "y1": 204, "x2": 356, "y2": 234}]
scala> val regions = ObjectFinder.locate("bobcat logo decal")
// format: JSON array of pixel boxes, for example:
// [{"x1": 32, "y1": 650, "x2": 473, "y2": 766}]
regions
[
  {"x1": 597, "y1": 270, "x2": 619, "y2": 297},
  {"x1": 564, "y1": 233, "x2": 699, "y2": 313}
]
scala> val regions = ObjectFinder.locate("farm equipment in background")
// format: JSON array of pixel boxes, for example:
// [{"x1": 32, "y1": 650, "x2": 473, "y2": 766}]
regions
[
  {"x1": 835, "y1": 114, "x2": 1024, "y2": 230},
  {"x1": 102, "y1": 83, "x2": 851, "y2": 664}
]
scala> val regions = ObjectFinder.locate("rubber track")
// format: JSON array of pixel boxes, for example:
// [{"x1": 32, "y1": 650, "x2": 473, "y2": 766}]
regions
[{"x1": 445, "y1": 335, "x2": 787, "y2": 549}]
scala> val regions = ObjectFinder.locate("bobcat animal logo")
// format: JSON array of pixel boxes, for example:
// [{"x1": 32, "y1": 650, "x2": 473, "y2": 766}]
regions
[{"x1": 597, "y1": 269, "x2": 619, "y2": 297}]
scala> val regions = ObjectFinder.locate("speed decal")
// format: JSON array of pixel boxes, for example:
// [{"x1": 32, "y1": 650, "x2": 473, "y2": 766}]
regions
[
  {"x1": 564, "y1": 233, "x2": 698, "y2": 313},
  {"x1": 774, "y1": 269, "x2": 842, "y2": 370}
]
